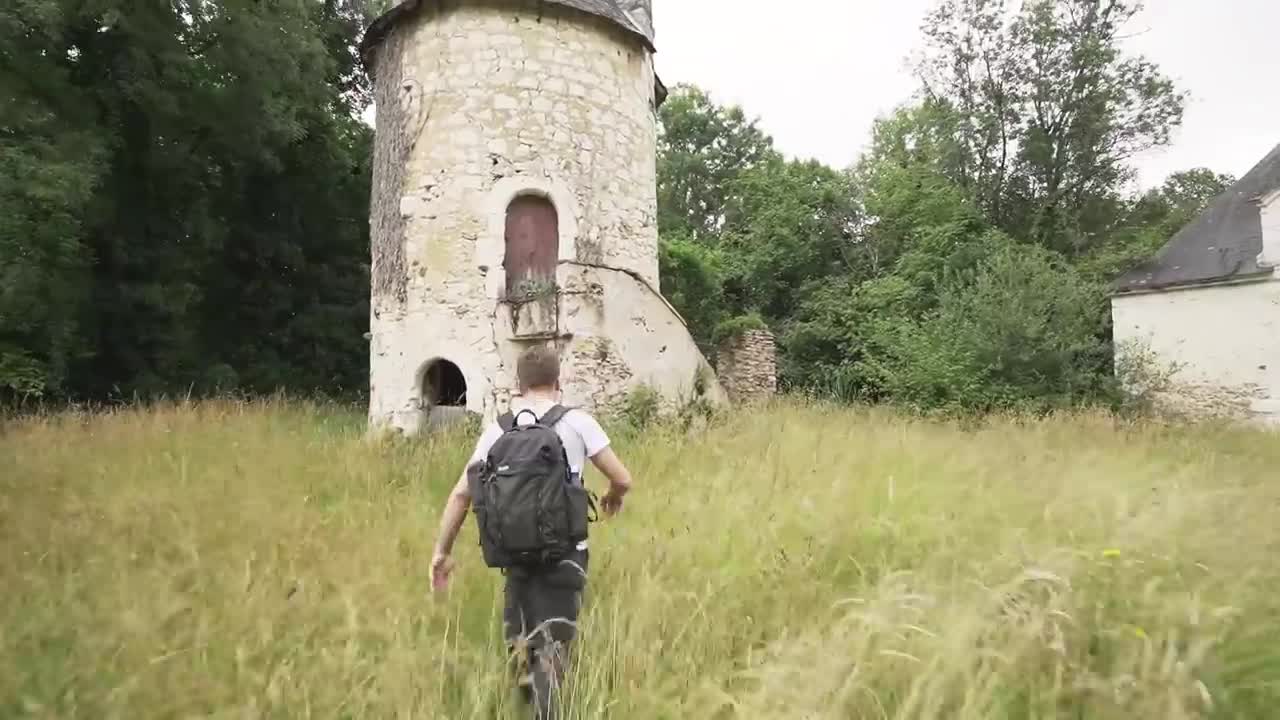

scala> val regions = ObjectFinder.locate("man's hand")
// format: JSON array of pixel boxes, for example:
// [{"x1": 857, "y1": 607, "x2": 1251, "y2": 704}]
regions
[
  {"x1": 589, "y1": 447, "x2": 632, "y2": 518},
  {"x1": 429, "y1": 471, "x2": 472, "y2": 593},
  {"x1": 601, "y1": 487, "x2": 626, "y2": 517},
  {"x1": 430, "y1": 552, "x2": 455, "y2": 592}
]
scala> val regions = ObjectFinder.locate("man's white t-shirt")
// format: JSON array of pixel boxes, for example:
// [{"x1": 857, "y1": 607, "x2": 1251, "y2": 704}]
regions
[{"x1": 467, "y1": 398, "x2": 611, "y2": 478}]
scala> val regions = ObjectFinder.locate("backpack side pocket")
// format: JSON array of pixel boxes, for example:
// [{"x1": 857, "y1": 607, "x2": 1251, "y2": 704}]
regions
[{"x1": 564, "y1": 482, "x2": 598, "y2": 544}]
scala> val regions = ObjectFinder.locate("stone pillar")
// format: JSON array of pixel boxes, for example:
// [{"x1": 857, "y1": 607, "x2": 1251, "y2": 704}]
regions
[{"x1": 715, "y1": 329, "x2": 778, "y2": 404}]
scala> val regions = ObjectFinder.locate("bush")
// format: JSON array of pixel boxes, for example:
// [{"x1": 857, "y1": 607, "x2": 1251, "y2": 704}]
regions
[
  {"x1": 616, "y1": 383, "x2": 662, "y2": 431},
  {"x1": 658, "y1": 235, "x2": 728, "y2": 348},
  {"x1": 1108, "y1": 337, "x2": 1184, "y2": 417},
  {"x1": 711, "y1": 312, "x2": 767, "y2": 346},
  {"x1": 863, "y1": 243, "x2": 1111, "y2": 414}
]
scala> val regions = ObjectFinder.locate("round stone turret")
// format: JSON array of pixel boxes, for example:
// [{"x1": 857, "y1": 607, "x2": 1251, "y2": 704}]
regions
[{"x1": 361, "y1": 0, "x2": 723, "y2": 434}]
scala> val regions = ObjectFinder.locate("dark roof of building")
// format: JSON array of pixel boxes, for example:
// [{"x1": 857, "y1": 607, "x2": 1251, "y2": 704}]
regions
[
  {"x1": 1114, "y1": 142, "x2": 1280, "y2": 294},
  {"x1": 557, "y1": 0, "x2": 654, "y2": 45},
  {"x1": 360, "y1": 0, "x2": 655, "y2": 66}
]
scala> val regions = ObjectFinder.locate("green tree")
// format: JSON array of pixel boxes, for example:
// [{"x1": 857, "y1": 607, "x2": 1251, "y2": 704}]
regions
[
  {"x1": 863, "y1": 243, "x2": 1109, "y2": 413},
  {"x1": 781, "y1": 146, "x2": 1014, "y2": 400},
  {"x1": 916, "y1": 0, "x2": 1187, "y2": 254},
  {"x1": 655, "y1": 87, "x2": 866, "y2": 382},
  {"x1": 1079, "y1": 167, "x2": 1235, "y2": 281},
  {"x1": 657, "y1": 84, "x2": 779, "y2": 241},
  {"x1": 653, "y1": 75, "x2": 1209, "y2": 413},
  {"x1": 658, "y1": 234, "x2": 727, "y2": 351},
  {"x1": 719, "y1": 158, "x2": 862, "y2": 322},
  {"x1": 2, "y1": 0, "x2": 373, "y2": 401},
  {"x1": 0, "y1": 0, "x2": 105, "y2": 396}
]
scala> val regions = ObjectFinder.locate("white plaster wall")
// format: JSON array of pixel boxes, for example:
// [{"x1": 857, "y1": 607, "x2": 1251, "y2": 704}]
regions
[
  {"x1": 367, "y1": 1, "x2": 714, "y2": 434},
  {"x1": 1111, "y1": 278, "x2": 1280, "y2": 424},
  {"x1": 1260, "y1": 188, "x2": 1280, "y2": 269}
]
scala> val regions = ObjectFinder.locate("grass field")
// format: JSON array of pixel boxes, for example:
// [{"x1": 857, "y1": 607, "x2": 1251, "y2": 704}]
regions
[{"x1": 2, "y1": 399, "x2": 1278, "y2": 719}]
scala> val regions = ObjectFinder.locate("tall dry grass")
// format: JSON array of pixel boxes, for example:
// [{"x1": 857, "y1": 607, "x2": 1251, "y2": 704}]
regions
[{"x1": 2, "y1": 399, "x2": 1278, "y2": 719}]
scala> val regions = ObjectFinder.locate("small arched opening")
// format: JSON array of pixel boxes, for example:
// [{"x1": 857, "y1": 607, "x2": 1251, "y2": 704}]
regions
[
  {"x1": 504, "y1": 194, "x2": 559, "y2": 298},
  {"x1": 422, "y1": 359, "x2": 467, "y2": 408}
]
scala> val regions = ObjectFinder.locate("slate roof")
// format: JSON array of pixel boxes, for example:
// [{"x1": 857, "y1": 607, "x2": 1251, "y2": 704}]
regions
[
  {"x1": 360, "y1": 0, "x2": 655, "y2": 66},
  {"x1": 556, "y1": 0, "x2": 653, "y2": 44},
  {"x1": 1114, "y1": 142, "x2": 1280, "y2": 294}
]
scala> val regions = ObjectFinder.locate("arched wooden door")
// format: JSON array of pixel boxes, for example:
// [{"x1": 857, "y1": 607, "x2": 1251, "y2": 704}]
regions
[{"x1": 504, "y1": 195, "x2": 559, "y2": 297}]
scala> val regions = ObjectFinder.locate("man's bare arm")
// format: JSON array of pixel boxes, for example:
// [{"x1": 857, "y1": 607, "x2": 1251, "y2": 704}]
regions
[
  {"x1": 590, "y1": 447, "x2": 632, "y2": 490},
  {"x1": 590, "y1": 447, "x2": 632, "y2": 515},
  {"x1": 432, "y1": 470, "x2": 472, "y2": 558}
]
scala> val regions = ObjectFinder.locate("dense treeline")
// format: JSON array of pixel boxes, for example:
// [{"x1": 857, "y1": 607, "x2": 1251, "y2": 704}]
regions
[
  {"x1": 658, "y1": 0, "x2": 1232, "y2": 413},
  {"x1": 2, "y1": 0, "x2": 375, "y2": 402},
  {"x1": 2, "y1": 0, "x2": 1231, "y2": 412}
]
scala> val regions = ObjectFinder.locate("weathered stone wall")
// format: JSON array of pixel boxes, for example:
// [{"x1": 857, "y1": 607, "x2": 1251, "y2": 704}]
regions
[
  {"x1": 716, "y1": 329, "x2": 778, "y2": 404},
  {"x1": 367, "y1": 26, "x2": 411, "y2": 308},
  {"x1": 395, "y1": 0, "x2": 659, "y2": 284},
  {"x1": 1111, "y1": 277, "x2": 1280, "y2": 426},
  {"x1": 551, "y1": 262, "x2": 724, "y2": 413},
  {"x1": 366, "y1": 0, "x2": 720, "y2": 434}
]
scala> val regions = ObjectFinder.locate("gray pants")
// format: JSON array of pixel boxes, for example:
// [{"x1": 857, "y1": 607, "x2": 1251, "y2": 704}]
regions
[{"x1": 502, "y1": 548, "x2": 589, "y2": 718}]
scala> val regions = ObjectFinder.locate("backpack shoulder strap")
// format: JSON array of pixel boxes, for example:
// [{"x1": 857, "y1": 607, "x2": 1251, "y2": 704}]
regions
[
  {"x1": 497, "y1": 411, "x2": 516, "y2": 432},
  {"x1": 538, "y1": 404, "x2": 574, "y2": 428}
]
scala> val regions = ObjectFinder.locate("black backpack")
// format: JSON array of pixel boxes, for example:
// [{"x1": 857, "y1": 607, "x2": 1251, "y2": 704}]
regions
[{"x1": 469, "y1": 405, "x2": 597, "y2": 568}]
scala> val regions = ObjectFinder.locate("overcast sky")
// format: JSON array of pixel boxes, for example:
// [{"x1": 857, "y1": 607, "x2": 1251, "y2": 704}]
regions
[{"x1": 651, "y1": 0, "x2": 1279, "y2": 190}]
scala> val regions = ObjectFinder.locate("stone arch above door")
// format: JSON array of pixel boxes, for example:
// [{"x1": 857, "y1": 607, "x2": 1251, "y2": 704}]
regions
[{"x1": 478, "y1": 176, "x2": 579, "y2": 300}]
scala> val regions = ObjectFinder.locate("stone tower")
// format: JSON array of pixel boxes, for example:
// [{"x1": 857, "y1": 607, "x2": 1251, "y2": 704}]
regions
[{"x1": 360, "y1": 0, "x2": 724, "y2": 434}]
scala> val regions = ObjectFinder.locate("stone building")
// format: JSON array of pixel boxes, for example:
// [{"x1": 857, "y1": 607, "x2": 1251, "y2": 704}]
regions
[
  {"x1": 359, "y1": 0, "x2": 725, "y2": 434},
  {"x1": 1111, "y1": 142, "x2": 1280, "y2": 425}
]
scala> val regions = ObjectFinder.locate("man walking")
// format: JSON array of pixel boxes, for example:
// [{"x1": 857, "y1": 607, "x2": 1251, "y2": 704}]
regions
[{"x1": 429, "y1": 346, "x2": 634, "y2": 717}]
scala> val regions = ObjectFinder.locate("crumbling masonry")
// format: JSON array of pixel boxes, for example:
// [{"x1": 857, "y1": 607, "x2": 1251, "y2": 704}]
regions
[{"x1": 716, "y1": 329, "x2": 779, "y2": 405}]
